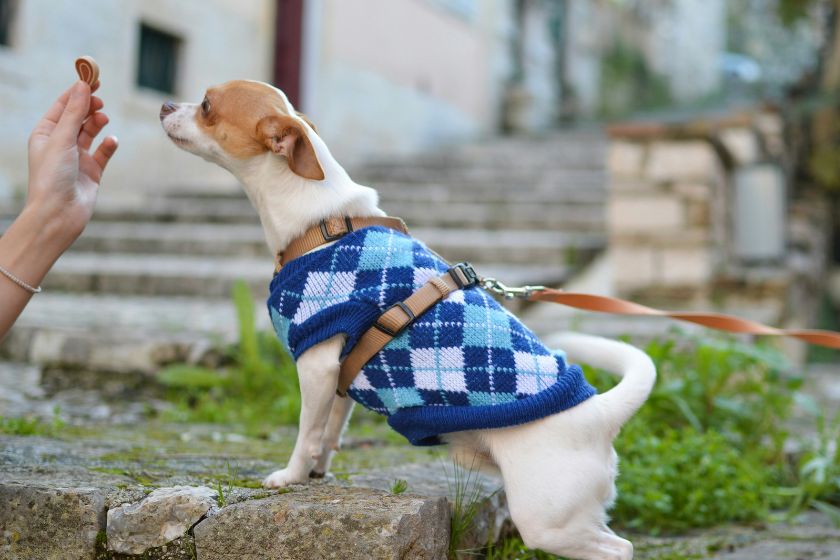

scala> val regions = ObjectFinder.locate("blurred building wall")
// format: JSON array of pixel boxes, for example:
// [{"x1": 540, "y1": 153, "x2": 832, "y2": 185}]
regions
[
  {"x1": 645, "y1": 0, "x2": 726, "y2": 102},
  {"x1": 0, "y1": 0, "x2": 275, "y2": 199},
  {"x1": 299, "y1": 0, "x2": 520, "y2": 164}
]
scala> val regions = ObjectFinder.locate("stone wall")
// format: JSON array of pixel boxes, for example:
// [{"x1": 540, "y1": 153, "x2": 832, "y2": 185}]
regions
[{"x1": 606, "y1": 110, "x2": 830, "y2": 346}]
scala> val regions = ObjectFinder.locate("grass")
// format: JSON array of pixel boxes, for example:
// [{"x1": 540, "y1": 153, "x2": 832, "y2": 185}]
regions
[
  {"x1": 390, "y1": 478, "x2": 409, "y2": 495},
  {"x1": 0, "y1": 406, "x2": 64, "y2": 437},
  {"x1": 446, "y1": 457, "x2": 500, "y2": 559},
  {"x1": 155, "y1": 281, "x2": 302, "y2": 437}
]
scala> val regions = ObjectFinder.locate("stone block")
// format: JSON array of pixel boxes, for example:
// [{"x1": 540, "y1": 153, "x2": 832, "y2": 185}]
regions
[
  {"x1": 609, "y1": 195, "x2": 684, "y2": 234},
  {"x1": 673, "y1": 182, "x2": 713, "y2": 201},
  {"x1": 659, "y1": 248, "x2": 712, "y2": 286},
  {"x1": 718, "y1": 127, "x2": 760, "y2": 165},
  {"x1": 350, "y1": 462, "x2": 509, "y2": 551},
  {"x1": 0, "y1": 478, "x2": 107, "y2": 559},
  {"x1": 608, "y1": 141, "x2": 646, "y2": 178},
  {"x1": 611, "y1": 246, "x2": 657, "y2": 291},
  {"x1": 193, "y1": 485, "x2": 449, "y2": 560},
  {"x1": 107, "y1": 486, "x2": 217, "y2": 555},
  {"x1": 645, "y1": 141, "x2": 720, "y2": 182}
]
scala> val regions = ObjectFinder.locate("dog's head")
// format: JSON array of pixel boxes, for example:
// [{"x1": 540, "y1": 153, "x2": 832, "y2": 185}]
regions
[{"x1": 159, "y1": 80, "x2": 324, "y2": 180}]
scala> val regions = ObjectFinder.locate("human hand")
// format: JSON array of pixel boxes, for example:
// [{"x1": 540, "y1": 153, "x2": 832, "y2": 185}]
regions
[{"x1": 26, "y1": 80, "x2": 118, "y2": 250}]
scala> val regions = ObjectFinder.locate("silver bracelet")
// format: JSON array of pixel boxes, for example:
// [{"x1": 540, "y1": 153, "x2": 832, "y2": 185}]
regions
[{"x1": 0, "y1": 264, "x2": 42, "y2": 294}]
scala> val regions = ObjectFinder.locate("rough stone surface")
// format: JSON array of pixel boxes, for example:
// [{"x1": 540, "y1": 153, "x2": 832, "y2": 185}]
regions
[
  {"x1": 609, "y1": 195, "x2": 685, "y2": 233},
  {"x1": 0, "y1": 466, "x2": 131, "y2": 560},
  {"x1": 645, "y1": 140, "x2": 721, "y2": 181},
  {"x1": 106, "y1": 485, "x2": 217, "y2": 555},
  {"x1": 350, "y1": 462, "x2": 510, "y2": 550},
  {"x1": 193, "y1": 485, "x2": 450, "y2": 560}
]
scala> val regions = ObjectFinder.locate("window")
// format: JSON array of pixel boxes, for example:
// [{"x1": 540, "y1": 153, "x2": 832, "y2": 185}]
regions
[
  {"x1": 136, "y1": 23, "x2": 181, "y2": 94},
  {"x1": 0, "y1": 0, "x2": 17, "y2": 47}
]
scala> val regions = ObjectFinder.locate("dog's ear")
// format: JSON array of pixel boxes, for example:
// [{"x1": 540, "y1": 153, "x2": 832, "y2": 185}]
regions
[
  {"x1": 295, "y1": 111, "x2": 319, "y2": 134},
  {"x1": 256, "y1": 115, "x2": 325, "y2": 180}
]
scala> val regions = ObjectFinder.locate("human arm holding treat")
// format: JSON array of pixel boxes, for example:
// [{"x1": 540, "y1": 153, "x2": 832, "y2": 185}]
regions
[{"x1": 0, "y1": 80, "x2": 118, "y2": 339}]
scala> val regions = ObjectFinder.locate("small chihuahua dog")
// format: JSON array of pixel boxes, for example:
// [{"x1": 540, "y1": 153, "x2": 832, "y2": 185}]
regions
[{"x1": 160, "y1": 80, "x2": 655, "y2": 560}]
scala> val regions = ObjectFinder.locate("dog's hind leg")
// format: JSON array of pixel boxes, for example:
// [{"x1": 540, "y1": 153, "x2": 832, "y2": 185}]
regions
[
  {"x1": 263, "y1": 335, "x2": 344, "y2": 488},
  {"x1": 483, "y1": 402, "x2": 632, "y2": 559},
  {"x1": 311, "y1": 395, "x2": 355, "y2": 477}
]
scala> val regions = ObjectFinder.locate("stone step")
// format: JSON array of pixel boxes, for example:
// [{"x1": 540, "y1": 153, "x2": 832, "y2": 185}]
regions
[
  {"x1": 376, "y1": 182, "x2": 607, "y2": 204},
  {"x1": 2, "y1": 292, "x2": 272, "y2": 375},
  {"x1": 43, "y1": 253, "x2": 274, "y2": 298},
  {"x1": 356, "y1": 167, "x2": 607, "y2": 189},
  {"x1": 416, "y1": 227, "x2": 604, "y2": 266},
  {"x1": 0, "y1": 427, "x2": 507, "y2": 560},
  {"x1": 381, "y1": 200, "x2": 605, "y2": 231},
  {"x1": 65, "y1": 221, "x2": 270, "y2": 258}
]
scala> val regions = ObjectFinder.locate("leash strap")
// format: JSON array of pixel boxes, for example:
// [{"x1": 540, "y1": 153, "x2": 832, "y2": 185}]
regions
[
  {"x1": 527, "y1": 288, "x2": 840, "y2": 350},
  {"x1": 337, "y1": 263, "x2": 479, "y2": 397},
  {"x1": 275, "y1": 216, "x2": 409, "y2": 272}
]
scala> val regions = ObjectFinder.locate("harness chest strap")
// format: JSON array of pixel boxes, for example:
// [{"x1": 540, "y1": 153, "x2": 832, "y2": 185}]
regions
[
  {"x1": 337, "y1": 264, "x2": 477, "y2": 397},
  {"x1": 275, "y1": 216, "x2": 409, "y2": 273}
]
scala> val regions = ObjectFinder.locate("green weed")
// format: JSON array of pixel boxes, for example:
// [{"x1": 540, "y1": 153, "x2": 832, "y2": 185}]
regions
[
  {"x1": 390, "y1": 478, "x2": 409, "y2": 495},
  {"x1": 0, "y1": 406, "x2": 65, "y2": 437},
  {"x1": 157, "y1": 281, "x2": 300, "y2": 436}
]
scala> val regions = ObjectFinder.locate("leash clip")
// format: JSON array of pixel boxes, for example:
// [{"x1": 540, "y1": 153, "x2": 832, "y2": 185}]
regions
[{"x1": 481, "y1": 277, "x2": 546, "y2": 300}]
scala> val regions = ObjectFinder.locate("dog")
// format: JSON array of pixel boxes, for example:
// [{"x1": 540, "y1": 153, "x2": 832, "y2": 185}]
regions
[{"x1": 160, "y1": 80, "x2": 656, "y2": 560}]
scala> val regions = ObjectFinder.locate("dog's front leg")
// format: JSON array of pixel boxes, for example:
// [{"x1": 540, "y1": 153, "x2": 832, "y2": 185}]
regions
[
  {"x1": 263, "y1": 335, "x2": 344, "y2": 488},
  {"x1": 311, "y1": 395, "x2": 355, "y2": 477}
]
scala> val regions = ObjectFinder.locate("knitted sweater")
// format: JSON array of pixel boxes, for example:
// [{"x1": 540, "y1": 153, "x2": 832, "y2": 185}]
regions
[{"x1": 267, "y1": 226, "x2": 596, "y2": 446}]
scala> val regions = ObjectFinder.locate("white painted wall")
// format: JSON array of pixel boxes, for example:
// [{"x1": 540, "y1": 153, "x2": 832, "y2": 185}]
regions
[
  {"x1": 0, "y1": 0, "x2": 274, "y2": 200},
  {"x1": 300, "y1": 0, "x2": 519, "y2": 164}
]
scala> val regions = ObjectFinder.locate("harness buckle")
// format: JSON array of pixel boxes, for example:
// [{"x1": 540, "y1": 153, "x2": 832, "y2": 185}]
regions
[
  {"x1": 449, "y1": 262, "x2": 479, "y2": 289},
  {"x1": 319, "y1": 216, "x2": 354, "y2": 241},
  {"x1": 373, "y1": 301, "x2": 416, "y2": 337}
]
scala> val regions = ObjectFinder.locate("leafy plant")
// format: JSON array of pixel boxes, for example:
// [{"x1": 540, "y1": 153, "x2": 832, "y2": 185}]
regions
[
  {"x1": 0, "y1": 406, "x2": 65, "y2": 436},
  {"x1": 390, "y1": 478, "x2": 409, "y2": 495},
  {"x1": 157, "y1": 280, "x2": 300, "y2": 435},
  {"x1": 584, "y1": 335, "x2": 805, "y2": 532}
]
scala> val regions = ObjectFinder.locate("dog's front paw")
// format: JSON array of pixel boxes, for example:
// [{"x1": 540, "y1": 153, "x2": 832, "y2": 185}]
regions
[{"x1": 263, "y1": 468, "x2": 308, "y2": 488}]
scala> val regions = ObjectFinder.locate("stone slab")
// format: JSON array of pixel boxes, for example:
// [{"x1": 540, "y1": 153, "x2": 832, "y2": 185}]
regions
[{"x1": 193, "y1": 485, "x2": 449, "y2": 560}]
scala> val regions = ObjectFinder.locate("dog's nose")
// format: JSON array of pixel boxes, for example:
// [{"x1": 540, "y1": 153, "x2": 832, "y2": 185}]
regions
[{"x1": 160, "y1": 101, "x2": 178, "y2": 121}]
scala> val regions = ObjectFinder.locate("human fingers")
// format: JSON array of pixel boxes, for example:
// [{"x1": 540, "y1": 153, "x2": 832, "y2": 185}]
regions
[
  {"x1": 78, "y1": 112, "x2": 109, "y2": 151},
  {"x1": 38, "y1": 82, "x2": 76, "y2": 126},
  {"x1": 88, "y1": 96, "x2": 104, "y2": 117},
  {"x1": 53, "y1": 81, "x2": 92, "y2": 149},
  {"x1": 91, "y1": 136, "x2": 119, "y2": 176}
]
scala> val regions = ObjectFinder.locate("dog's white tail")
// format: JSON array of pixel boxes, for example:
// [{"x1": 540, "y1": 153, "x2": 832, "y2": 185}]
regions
[{"x1": 546, "y1": 333, "x2": 656, "y2": 430}]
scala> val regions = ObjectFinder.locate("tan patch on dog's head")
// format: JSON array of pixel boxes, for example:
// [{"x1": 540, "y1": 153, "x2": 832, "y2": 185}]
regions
[{"x1": 195, "y1": 80, "x2": 324, "y2": 180}]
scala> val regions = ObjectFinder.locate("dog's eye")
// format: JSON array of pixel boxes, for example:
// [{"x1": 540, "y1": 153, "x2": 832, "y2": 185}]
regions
[{"x1": 201, "y1": 97, "x2": 211, "y2": 116}]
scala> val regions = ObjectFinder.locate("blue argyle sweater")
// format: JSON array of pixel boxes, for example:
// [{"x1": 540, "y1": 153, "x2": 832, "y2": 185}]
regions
[{"x1": 267, "y1": 226, "x2": 596, "y2": 446}]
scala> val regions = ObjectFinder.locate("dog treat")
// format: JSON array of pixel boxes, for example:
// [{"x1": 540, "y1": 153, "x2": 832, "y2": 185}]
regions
[{"x1": 75, "y1": 56, "x2": 99, "y2": 86}]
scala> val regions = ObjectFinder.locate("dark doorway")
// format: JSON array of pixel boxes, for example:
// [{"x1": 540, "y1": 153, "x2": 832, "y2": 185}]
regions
[{"x1": 273, "y1": 0, "x2": 304, "y2": 107}]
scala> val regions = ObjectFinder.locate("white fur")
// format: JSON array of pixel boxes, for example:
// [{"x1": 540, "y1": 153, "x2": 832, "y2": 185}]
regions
[{"x1": 161, "y1": 84, "x2": 656, "y2": 560}]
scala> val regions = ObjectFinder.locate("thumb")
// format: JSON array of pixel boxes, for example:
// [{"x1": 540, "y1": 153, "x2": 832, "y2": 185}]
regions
[{"x1": 53, "y1": 81, "x2": 91, "y2": 148}]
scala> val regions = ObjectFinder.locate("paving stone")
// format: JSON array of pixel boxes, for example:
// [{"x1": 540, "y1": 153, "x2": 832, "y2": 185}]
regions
[
  {"x1": 192, "y1": 485, "x2": 450, "y2": 560},
  {"x1": 106, "y1": 486, "x2": 216, "y2": 555},
  {"x1": 350, "y1": 462, "x2": 510, "y2": 551}
]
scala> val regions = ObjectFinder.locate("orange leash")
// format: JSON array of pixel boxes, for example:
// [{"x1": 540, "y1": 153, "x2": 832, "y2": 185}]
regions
[
  {"x1": 478, "y1": 278, "x2": 840, "y2": 350},
  {"x1": 528, "y1": 288, "x2": 840, "y2": 350}
]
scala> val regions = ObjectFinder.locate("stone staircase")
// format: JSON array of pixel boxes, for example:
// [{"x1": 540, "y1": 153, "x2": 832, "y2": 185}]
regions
[{"x1": 0, "y1": 129, "x2": 608, "y2": 378}]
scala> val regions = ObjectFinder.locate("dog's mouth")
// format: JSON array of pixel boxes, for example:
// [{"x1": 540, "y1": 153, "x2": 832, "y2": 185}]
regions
[{"x1": 167, "y1": 133, "x2": 192, "y2": 147}]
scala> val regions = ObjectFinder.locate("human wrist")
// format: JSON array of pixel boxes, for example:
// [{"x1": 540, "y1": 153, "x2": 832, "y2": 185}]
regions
[
  {"x1": 8, "y1": 201, "x2": 76, "y2": 263},
  {"x1": 22, "y1": 193, "x2": 84, "y2": 250}
]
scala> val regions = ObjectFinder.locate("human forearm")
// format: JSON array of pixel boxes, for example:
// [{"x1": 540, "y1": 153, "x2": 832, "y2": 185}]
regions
[{"x1": 0, "y1": 202, "x2": 74, "y2": 339}]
